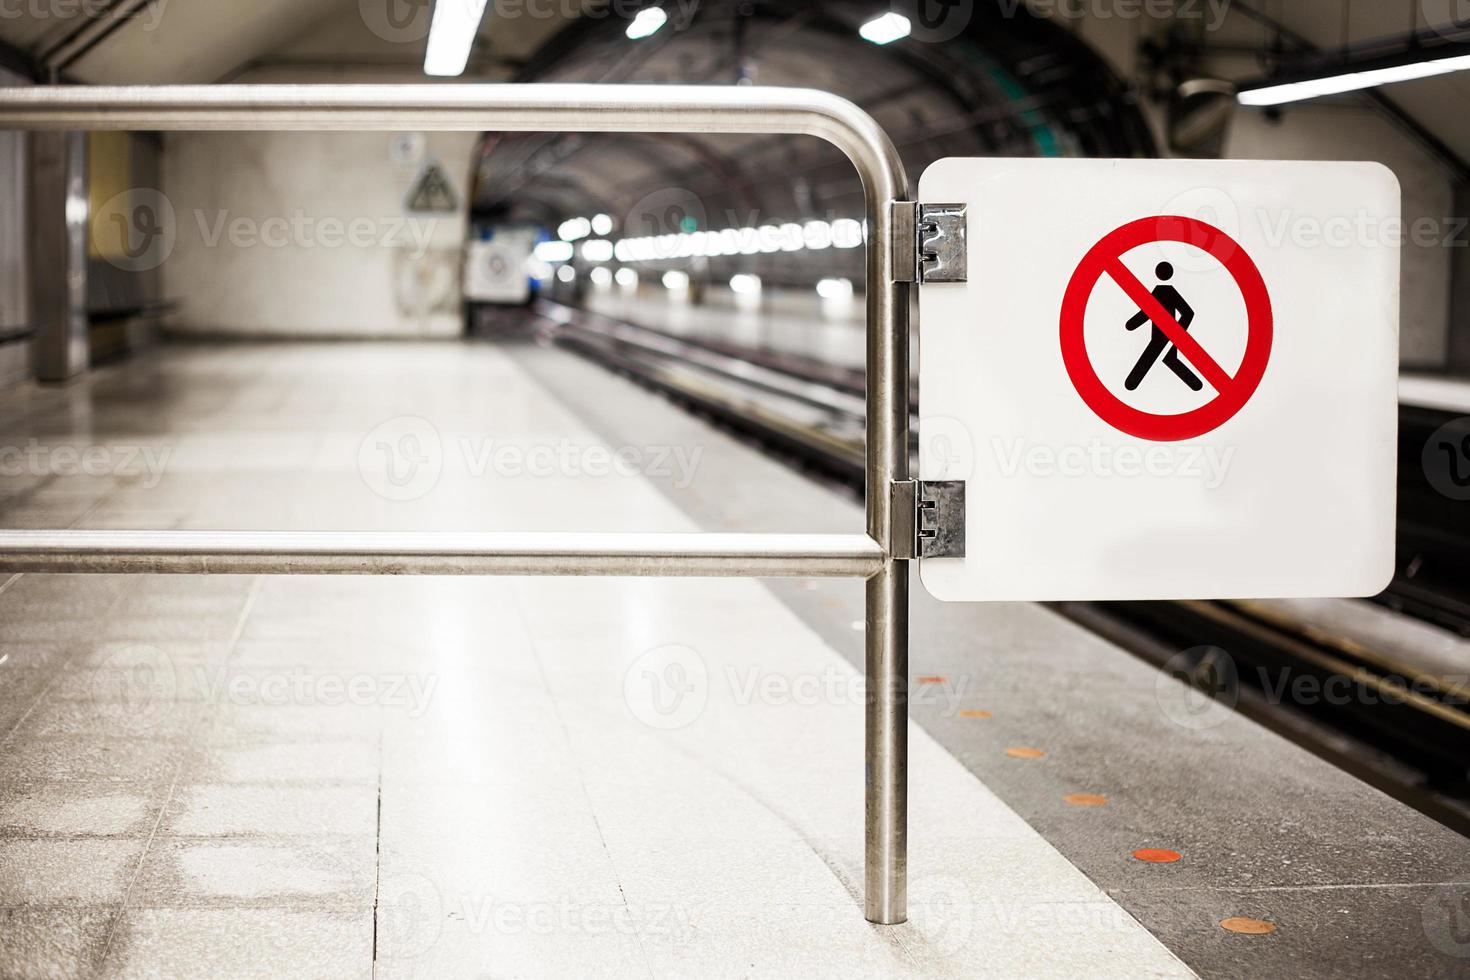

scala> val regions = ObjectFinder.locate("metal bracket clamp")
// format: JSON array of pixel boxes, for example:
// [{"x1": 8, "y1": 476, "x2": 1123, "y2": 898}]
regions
[
  {"x1": 892, "y1": 202, "x2": 968, "y2": 284},
  {"x1": 918, "y1": 203, "x2": 967, "y2": 283},
  {"x1": 890, "y1": 480, "x2": 967, "y2": 560}
]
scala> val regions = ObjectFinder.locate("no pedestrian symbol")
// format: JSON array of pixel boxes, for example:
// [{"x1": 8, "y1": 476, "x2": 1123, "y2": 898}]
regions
[{"x1": 1059, "y1": 216, "x2": 1273, "y2": 442}]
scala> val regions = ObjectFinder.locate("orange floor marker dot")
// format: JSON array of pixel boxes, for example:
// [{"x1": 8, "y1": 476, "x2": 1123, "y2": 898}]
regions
[
  {"x1": 1220, "y1": 917, "x2": 1276, "y2": 935},
  {"x1": 1005, "y1": 746, "x2": 1045, "y2": 759},
  {"x1": 1063, "y1": 793, "x2": 1108, "y2": 807},
  {"x1": 1132, "y1": 848, "x2": 1182, "y2": 864},
  {"x1": 917, "y1": 675, "x2": 946, "y2": 684},
  {"x1": 959, "y1": 709, "x2": 992, "y2": 719}
]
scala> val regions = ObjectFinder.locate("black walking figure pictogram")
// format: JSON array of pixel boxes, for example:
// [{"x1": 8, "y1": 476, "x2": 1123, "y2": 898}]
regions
[{"x1": 1124, "y1": 262, "x2": 1203, "y2": 392}]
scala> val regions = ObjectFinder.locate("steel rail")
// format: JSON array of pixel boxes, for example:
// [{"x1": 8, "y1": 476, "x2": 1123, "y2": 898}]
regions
[
  {"x1": 0, "y1": 529, "x2": 885, "y2": 578},
  {"x1": 0, "y1": 83, "x2": 913, "y2": 924}
]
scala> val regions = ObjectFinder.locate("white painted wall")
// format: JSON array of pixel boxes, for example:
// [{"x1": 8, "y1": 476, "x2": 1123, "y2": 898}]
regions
[{"x1": 162, "y1": 130, "x2": 475, "y2": 337}]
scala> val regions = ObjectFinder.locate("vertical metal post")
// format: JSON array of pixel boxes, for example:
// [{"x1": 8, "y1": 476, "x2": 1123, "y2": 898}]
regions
[
  {"x1": 29, "y1": 129, "x2": 88, "y2": 382},
  {"x1": 865, "y1": 199, "x2": 911, "y2": 922}
]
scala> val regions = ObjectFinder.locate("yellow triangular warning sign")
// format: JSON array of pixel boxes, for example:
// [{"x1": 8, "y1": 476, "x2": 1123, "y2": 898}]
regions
[{"x1": 406, "y1": 161, "x2": 458, "y2": 213}]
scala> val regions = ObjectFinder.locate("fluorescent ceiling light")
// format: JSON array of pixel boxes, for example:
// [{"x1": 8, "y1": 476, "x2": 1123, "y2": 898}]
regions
[
  {"x1": 662, "y1": 270, "x2": 689, "y2": 290},
  {"x1": 1239, "y1": 49, "x2": 1470, "y2": 106},
  {"x1": 859, "y1": 12, "x2": 910, "y2": 45},
  {"x1": 533, "y1": 240, "x2": 574, "y2": 262},
  {"x1": 831, "y1": 219, "x2": 864, "y2": 248},
  {"x1": 424, "y1": 0, "x2": 490, "y2": 77},
  {"x1": 580, "y1": 239, "x2": 614, "y2": 262},
  {"x1": 803, "y1": 220, "x2": 832, "y2": 250},
  {"x1": 603, "y1": 215, "x2": 868, "y2": 266},
  {"x1": 817, "y1": 278, "x2": 853, "y2": 300},
  {"x1": 729, "y1": 274, "x2": 761, "y2": 295},
  {"x1": 615, "y1": 268, "x2": 638, "y2": 287},
  {"x1": 626, "y1": 8, "x2": 667, "y2": 40},
  {"x1": 558, "y1": 217, "x2": 591, "y2": 241},
  {"x1": 591, "y1": 213, "x2": 614, "y2": 235}
]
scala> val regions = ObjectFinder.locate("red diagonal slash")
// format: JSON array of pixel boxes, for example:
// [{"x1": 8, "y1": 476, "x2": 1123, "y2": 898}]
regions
[{"x1": 1103, "y1": 257, "x2": 1233, "y2": 394}]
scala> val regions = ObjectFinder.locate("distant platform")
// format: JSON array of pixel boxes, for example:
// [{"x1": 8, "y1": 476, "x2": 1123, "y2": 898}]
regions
[{"x1": 1401, "y1": 373, "x2": 1470, "y2": 414}]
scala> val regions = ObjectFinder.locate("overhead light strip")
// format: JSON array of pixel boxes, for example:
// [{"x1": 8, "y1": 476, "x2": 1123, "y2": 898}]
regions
[
  {"x1": 424, "y1": 0, "x2": 491, "y2": 77},
  {"x1": 858, "y1": 12, "x2": 910, "y2": 45},
  {"x1": 1238, "y1": 45, "x2": 1470, "y2": 106},
  {"x1": 626, "y1": 7, "x2": 667, "y2": 40}
]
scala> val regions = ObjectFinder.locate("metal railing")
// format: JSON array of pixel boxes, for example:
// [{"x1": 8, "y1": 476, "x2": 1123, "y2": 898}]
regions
[{"x1": 0, "y1": 84, "x2": 914, "y2": 924}]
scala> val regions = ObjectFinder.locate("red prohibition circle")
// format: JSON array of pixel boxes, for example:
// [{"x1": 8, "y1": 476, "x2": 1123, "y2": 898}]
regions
[{"x1": 1059, "y1": 216, "x2": 1273, "y2": 442}]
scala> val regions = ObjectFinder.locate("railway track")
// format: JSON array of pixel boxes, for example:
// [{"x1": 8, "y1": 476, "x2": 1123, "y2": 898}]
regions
[
  {"x1": 529, "y1": 301, "x2": 875, "y2": 489},
  {"x1": 1069, "y1": 597, "x2": 1470, "y2": 833},
  {"x1": 1386, "y1": 405, "x2": 1470, "y2": 635},
  {"x1": 524, "y1": 297, "x2": 1470, "y2": 831}
]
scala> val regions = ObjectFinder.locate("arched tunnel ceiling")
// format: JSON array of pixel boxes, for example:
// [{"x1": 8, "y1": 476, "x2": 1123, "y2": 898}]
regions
[
  {"x1": 471, "y1": 0, "x2": 1157, "y2": 233},
  {"x1": 0, "y1": 1, "x2": 1466, "y2": 225}
]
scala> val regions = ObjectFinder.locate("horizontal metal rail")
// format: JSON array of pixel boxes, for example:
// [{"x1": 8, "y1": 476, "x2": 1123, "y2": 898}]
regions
[
  {"x1": 0, "y1": 530, "x2": 884, "y2": 578},
  {"x1": 0, "y1": 83, "x2": 902, "y2": 174},
  {"x1": 0, "y1": 84, "x2": 907, "y2": 585}
]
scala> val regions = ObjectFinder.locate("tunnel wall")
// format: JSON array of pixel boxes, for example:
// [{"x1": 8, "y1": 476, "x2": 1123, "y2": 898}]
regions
[{"x1": 161, "y1": 130, "x2": 475, "y2": 338}]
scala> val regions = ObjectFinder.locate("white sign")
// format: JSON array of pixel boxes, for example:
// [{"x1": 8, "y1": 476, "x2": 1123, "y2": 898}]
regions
[
  {"x1": 464, "y1": 237, "x2": 532, "y2": 304},
  {"x1": 917, "y1": 158, "x2": 1400, "y2": 602}
]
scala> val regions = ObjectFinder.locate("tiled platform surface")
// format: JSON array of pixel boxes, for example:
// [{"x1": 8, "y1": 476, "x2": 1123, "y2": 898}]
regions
[
  {"x1": 512, "y1": 337, "x2": 1470, "y2": 980},
  {"x1": 0, "y1": 343, "x2": 1191, "y2": 979}
]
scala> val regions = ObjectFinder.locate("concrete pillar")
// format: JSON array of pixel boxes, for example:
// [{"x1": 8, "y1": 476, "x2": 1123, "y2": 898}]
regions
[
  {"x1": 29, "y1": 130, "x2": 88, "y2": 383},
  {"x1": 0, "y1": 125, "x2": 28, "y2": 389},
  {"x1": 1450, "y1": 182, "x2": 1470, "y2": 376}
]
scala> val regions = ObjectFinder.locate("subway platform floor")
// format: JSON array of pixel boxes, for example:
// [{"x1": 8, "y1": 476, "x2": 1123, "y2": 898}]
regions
[{"x1": 0, "y1": 342, "x2": 1191, "y2": 979}]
